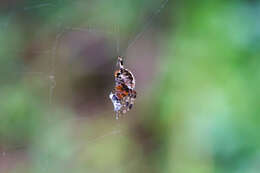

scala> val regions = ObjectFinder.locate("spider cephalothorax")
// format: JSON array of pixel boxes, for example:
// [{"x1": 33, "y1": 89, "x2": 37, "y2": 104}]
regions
[{"x1": 109, "y1": 56, "x2": 137, "y2": 119}]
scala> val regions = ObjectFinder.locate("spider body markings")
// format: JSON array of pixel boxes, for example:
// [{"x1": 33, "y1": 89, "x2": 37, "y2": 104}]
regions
[{"x1": 109, "y1": 56, "x2": 137, "y2": 119}]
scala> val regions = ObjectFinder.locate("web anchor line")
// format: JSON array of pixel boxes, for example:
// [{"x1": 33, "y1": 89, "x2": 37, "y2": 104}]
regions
[
  {"x1": 122, "y1": 0, "x2": 169, "y2": 58},
  {"x1": 116, "y1": 24, "x2": 120, "y2": 55}
]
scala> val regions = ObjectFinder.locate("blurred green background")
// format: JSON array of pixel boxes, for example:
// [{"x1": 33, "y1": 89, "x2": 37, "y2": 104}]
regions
[{"x1": 1, "y1": 0, "x2": 260, "y2": 173}]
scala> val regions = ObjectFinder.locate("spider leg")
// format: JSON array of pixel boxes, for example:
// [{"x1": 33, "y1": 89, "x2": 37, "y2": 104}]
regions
[
  {"x1": 115, "y1": 112, "x2": 119, "y2": 120},
  {"x1": 128, "y1": 104, "x2": 133, "y2": 110},
  {"x1": 117, "y1": 56, "x2": 124, "y2": 69}
]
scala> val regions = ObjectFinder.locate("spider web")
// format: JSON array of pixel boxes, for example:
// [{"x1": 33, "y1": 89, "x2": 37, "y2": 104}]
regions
[{"x1": 0, "y1": 0, "x2": 169, "y2": 170}]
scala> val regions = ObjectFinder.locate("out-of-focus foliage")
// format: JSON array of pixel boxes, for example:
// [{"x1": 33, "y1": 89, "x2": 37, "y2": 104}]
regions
[{"x1": 0, "y1": 0, "x2": 260, "y2": 173}]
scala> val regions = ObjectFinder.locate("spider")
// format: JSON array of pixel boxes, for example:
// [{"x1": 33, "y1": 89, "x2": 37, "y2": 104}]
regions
[{"x1": 109, "y1": 56, "x2": 137, "y2": 119}]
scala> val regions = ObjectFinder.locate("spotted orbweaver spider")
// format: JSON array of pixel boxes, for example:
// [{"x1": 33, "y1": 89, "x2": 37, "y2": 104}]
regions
[{"x1": 109, "y1": 56, "x2": 137, "y2": 119}]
